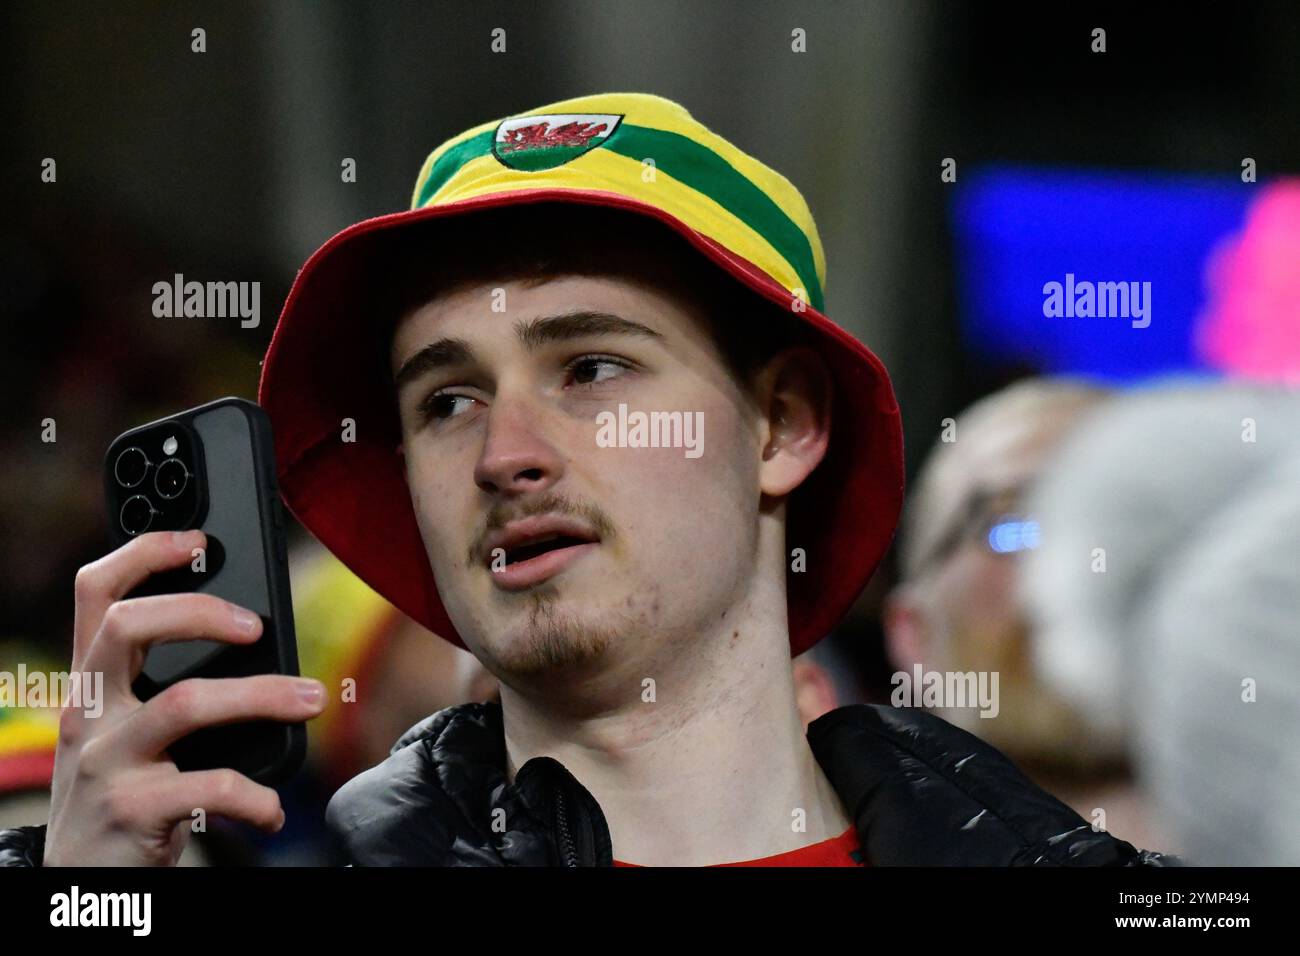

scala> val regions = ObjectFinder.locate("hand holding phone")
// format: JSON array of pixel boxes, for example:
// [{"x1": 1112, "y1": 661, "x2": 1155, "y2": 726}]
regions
[
  {"x1": 43, "y1": 398, "x2": 325, "y2": 866},
  {"x1": 103, "y1": 397, "x2": 307, "y2": 782}
]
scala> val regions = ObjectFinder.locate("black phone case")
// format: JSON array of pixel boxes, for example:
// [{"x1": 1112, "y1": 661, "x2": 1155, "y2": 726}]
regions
[{"x1": 103, "y1": 396, "x2": 305, "y2": 786}]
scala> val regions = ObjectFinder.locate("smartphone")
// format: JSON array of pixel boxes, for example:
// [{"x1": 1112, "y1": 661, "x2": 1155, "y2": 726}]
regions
[{"x1": 103, "y1": 396, "x2": 305, "y2": 785}]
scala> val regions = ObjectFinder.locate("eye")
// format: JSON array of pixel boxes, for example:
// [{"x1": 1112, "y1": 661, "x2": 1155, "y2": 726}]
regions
[
  {"x1": 566, "y1": 354, "x2": 633, "y2": 387},
  {"x1": 416, "y1": 391, "x2": 477, "y2": 424}
]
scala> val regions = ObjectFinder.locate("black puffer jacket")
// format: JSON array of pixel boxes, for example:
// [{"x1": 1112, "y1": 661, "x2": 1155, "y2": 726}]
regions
[{"x1": 0, "y1": 701, "x2": 1179, "y2": 866}]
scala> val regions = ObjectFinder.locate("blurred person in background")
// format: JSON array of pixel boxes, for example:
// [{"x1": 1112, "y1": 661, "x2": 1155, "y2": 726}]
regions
[
  {"x1": 1021, "y1": 382, "x2": 1300, "y2": 861},
  {"x1": 883, "y1": 379, "x2": 1117, "y2": 792}
]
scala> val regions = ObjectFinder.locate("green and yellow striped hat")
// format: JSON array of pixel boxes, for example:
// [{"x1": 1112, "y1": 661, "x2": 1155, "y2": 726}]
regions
[
  {"x1": 410, "y1": 93, "x2": 827, "y2": 313},
  {"x1": 259, "y1": 92, "x2": 903, "y2": 656}
]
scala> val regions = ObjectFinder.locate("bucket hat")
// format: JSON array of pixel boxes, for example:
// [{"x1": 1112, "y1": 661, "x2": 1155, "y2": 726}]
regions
[{"x1": 258, "y1": 92, "x2": 903, "y2": 657}]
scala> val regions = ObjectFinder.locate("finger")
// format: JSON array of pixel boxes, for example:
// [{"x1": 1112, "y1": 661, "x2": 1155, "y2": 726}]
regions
[
  {"x1": 123, "y1": 768, "x2": 286, "y2": 834},
  {"x1": 73, "y1": 530, "x2": 208, "y2": 669},
  {"x1": 112, "y1": 675, "x2": 326, "y2": 758},
  {"x1": 84, "y1": 590, "x2": 264, "y2": 686}
]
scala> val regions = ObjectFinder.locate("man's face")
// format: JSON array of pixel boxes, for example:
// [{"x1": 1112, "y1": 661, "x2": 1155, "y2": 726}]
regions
[
  {"x1": 892, "y1": 410, "x2": 1099, "y2": 765},
  {"x1": 389, "y1": 272, "x2": 766, "y2": 696},
  {"x1": 920, "y1": 437, "x2": 1048, "y2": 658}
]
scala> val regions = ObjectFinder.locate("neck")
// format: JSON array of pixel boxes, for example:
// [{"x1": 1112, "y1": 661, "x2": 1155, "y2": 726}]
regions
[{"x1": 497, "y1": 589, "x2": 851, "y2": 866}]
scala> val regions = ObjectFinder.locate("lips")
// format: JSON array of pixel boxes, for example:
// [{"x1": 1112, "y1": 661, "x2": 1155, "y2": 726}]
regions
[{"x1": 483, "y1": 515, "x2": 601, "y2": 590}]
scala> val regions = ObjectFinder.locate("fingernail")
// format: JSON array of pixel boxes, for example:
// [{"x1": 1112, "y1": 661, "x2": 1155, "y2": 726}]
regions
[
  {"x1": 231, "y1": 606, "x2": 260, "y2": 632},
  {"x1": 294, "y1": 679, "x2": 324, "y2": 704},
  {"x1": 172, "y1": 530, "x2": 195, "y2": 549}
]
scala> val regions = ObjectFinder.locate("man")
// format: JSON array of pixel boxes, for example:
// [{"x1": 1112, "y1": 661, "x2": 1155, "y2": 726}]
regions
[
  {"x1": 884, "y1": 379, "x2": 1114, "y2": 766},
  {"x1": 2, "y1": 93, "x2": 1173, "y2": 866},
  {"x1": 881, "y1": 379, "x2": 1164, "y2": 846}
]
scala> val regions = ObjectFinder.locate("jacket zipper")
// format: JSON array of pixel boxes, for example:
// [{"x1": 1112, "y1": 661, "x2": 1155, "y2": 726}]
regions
[{"x1": 554, "y1": 791, "x2": 580, "y2": 867}]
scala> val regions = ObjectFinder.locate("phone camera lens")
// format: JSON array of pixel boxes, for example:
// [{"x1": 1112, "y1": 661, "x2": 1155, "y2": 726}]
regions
[
  {"x1": 114, "y1": 447, "x2": 150, "y2": 488},
  {"x1": 120, "y1": 495, "x2": 156, "y2": 535},
  {"x1": 154, "y1": 458, "x2": 189, "y2": 500}
]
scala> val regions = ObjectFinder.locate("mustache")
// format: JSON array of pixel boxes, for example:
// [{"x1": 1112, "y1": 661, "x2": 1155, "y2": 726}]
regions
[{"x1": 466, "y1": 490, "x2": 617, "y2": 567}]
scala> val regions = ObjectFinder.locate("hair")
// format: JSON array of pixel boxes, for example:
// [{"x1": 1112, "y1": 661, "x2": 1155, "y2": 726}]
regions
[
  {"x1": 372, "y1": 202, "x2": 812, "y2": 405},
  {"x1": 900, "y1": 377, "x2": 1113, "y2": 581}
]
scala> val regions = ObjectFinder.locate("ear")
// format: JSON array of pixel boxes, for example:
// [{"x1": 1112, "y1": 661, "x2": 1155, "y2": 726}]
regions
[
  {"x1": 883, "y1": 586, "x2": 929, "y2": 672},
  {"x1": 755, "y1": 346, "x2": 833, "y2": 498}
]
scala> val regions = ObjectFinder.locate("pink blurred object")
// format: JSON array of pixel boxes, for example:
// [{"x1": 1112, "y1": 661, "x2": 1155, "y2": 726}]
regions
[{"x1": 1195, "y1": 180, "x2": 1300, "y2": 385}]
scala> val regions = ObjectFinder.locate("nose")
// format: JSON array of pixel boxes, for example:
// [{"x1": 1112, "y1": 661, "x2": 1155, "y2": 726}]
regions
[{"x1": 473, "y1": 389, "x2": 565, "y2": 497}]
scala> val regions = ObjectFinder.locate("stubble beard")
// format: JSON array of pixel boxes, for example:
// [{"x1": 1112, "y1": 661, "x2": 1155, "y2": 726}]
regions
[{"x1": 493, "y1": 583, "x2": 620, "y2": 679}]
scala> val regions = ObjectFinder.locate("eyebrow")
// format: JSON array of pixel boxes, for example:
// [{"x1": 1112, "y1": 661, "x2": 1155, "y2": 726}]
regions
[{"x1": 392, "y1": 309, "x2": 663, "y2": 392}]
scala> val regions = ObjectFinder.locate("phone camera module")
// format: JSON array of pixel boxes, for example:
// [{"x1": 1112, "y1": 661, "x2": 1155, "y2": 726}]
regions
[
  {"x1": 120, "y1": 495, "x2": 156, "y2": 535},
  {"x1": 114, "y1": 447, "x2": 150, "y2": 488},
  {"x1": 154, "y1": 458, "x2": 190, "y2": 500}
]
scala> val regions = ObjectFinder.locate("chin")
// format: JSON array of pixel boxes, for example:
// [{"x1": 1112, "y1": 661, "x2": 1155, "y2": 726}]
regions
[{"x1": 483, "y1": 588, "x2": 624, "y2": 680}]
